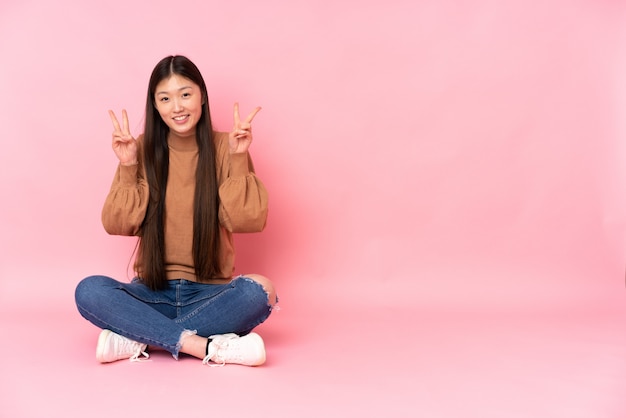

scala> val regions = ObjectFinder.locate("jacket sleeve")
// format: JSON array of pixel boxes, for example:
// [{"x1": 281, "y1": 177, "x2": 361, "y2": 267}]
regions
[
  {"x1": 216, "y1": 133, "x2": 269, "y2": 233},
  {"x1": 101, "y1": 140, "x2": 149, "y2": 236}
]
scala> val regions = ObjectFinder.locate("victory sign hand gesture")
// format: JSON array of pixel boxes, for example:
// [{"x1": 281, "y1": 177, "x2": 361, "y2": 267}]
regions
[
  {"x1": 229, "y1": 103, "x2": 261, "y2": 154},
  {"x1": 109, "y1": 109, "x2": 138, "y2": 165}
]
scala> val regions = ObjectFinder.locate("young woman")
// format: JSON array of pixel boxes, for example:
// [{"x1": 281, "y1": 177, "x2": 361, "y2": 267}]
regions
[{"x1": 75, "y1": 55, "x2": 277, "y2": 366}]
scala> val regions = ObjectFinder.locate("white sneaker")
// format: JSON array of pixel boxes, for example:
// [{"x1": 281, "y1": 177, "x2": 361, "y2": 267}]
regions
[
  {"x1": 202, "y1": 333, "x2": 266, "y2": 367},
  {"x1": 96, "y1": 329, "x2": 149, "y2": 363}
]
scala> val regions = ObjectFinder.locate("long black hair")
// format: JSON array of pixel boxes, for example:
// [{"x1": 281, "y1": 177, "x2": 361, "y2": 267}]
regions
[{"x1": 139, "y1": 55, "x2": 221, "y2": 290}]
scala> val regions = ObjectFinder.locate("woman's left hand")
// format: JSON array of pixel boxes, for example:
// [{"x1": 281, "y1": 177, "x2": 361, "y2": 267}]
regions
[{"x1": 229, "y1": 102, "x2": 261, "y2": 154}]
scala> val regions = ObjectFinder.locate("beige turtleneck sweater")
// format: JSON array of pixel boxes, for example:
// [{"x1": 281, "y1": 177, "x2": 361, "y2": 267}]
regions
[{"x1": 101, "y1": 131, "x2": 268, "y2": 283}]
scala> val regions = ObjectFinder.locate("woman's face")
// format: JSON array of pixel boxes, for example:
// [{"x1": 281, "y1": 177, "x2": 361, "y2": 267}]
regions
[{"x1": 154, "y1": 74, "x2": 203, "y2": 137}]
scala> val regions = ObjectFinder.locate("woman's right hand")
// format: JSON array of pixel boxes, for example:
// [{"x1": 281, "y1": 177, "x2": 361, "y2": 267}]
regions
[{"x1": 109, "y1": 109, "x2": 138, "y2": 165}]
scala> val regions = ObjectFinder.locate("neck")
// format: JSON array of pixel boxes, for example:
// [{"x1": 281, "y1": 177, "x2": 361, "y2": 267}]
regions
[{"x1": 168, "y1": 130, "x2": 198, "y2": 151}]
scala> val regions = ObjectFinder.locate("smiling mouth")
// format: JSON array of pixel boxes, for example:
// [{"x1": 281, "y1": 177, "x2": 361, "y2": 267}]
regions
[{"x1": 173, "y1": 115, "x2": 189, "y2": 121}]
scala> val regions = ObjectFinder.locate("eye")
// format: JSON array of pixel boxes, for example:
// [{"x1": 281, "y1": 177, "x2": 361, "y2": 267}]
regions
[
  {"x1": 182, "y1": 92, "x2": 191, "y2": 98},
  {"x1": 159, "y1": 97, "x2": 169, "y2": 102}
]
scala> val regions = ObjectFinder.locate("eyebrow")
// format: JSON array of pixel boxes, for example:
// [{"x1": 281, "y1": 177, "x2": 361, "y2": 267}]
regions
[{"x1": 155, "y1": 86, "x2": 193, "y2": 95}]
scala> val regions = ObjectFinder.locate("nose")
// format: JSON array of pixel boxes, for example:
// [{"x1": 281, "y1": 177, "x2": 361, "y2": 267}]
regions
[{"x1": 173, "y1": 98, "x2": 183, "y2": 112}]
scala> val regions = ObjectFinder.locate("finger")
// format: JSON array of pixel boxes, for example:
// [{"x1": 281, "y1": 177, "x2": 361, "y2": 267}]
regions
[
  {"x1": 122, "y1": 109, "x2": 130, "y2": 135},
  {"x1": 245, "y1": 106, "x2": 262, "y2": 124},
  {"x1": 233, "y1": 102, "x2": 241, "y2": 126},
  {"x1": 109, "y1": 110, "x2": 121, "y2": 132}
]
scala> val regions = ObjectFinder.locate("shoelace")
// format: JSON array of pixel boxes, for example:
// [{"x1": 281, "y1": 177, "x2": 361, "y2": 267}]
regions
[
  {"x1": 129, "y1": 347, "x2": 150, "y2": 362},
  {"x1": 202, "y1": 333, "x2": 238, "y2": 367},
  {"x1": 117, "y1": 336, "x2": 149, "y2": 362}
]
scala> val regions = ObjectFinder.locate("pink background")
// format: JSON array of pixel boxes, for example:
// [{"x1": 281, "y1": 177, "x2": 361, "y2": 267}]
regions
[{"x1": 1, "y1": 0, "x2": 626, "y2": 416}]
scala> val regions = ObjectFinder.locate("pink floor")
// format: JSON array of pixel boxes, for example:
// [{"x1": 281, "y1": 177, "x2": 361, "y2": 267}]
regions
[{"x1": 2, "y1": 287, "x2": 625, "y2": 417}]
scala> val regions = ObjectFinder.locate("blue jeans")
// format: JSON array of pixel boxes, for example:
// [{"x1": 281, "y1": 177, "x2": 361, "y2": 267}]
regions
[{"x1": 75, "y1": 275, "x2": 274, "y2": 358}]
